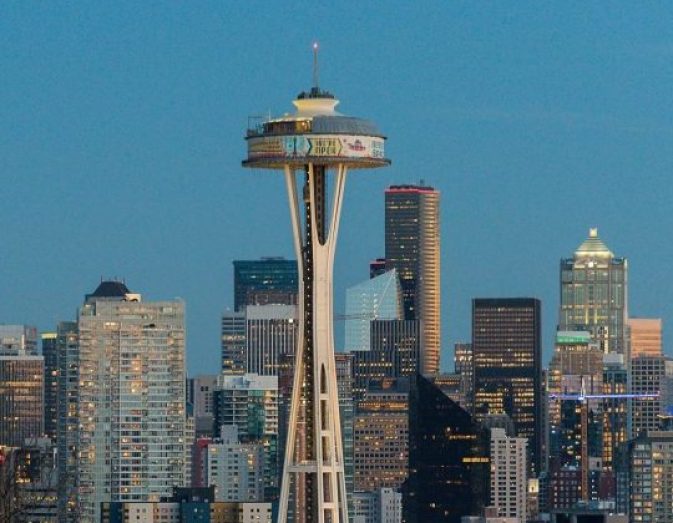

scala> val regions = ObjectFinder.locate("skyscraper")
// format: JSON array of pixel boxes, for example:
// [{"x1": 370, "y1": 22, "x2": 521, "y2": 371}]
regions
[
  {"x1": 344, "y1": 269, "x2": 402, "y2": 352},
  {"x1": 0, "y1": 324, "x2": 38, "y2": 355},
  {"x1": 233, "y1": 258, "x2": 299, "y2": 312},
  {"x1": 628, "y1": 318, "x2": 662, "y2": 357},
  {"x1": 472, "y1": 298, "x2": 542, "y2": 475},
  {"x1": 490, "y1": 428, "x2": 527, "y2": 521},
  {"x1": 402, "y1": 374, "x2": 490, "y2": 523},
  {"x1": 454, "y1": 342, "x2": 474, "y2": 413},
  {"x1": 559, "y1": 229, "x2": 628, "y2": 356},
  {"x1": 630, "y1": 354, "x2": 665, "y2": 438},
  {"x1": 0, "y1": 352, "x2": 43, "y2": 447},
  {"x1": 384, "y1": 184, "x2": 440, "y2": 375},
  {"x1": 41, "y1": 332, "x2": 59, "y2": 442},
  {"x1": 77, "y1": 281, "x2": 186, "y2": 522}
]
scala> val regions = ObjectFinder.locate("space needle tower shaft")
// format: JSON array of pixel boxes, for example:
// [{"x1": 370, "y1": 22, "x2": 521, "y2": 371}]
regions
[{"x1": 243, "y1": 46, "x2": 390, "y2": 523}]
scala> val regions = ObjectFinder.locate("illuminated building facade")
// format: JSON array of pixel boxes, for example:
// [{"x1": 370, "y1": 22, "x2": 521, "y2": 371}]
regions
[
  {"x1": 628, "y1": 318, "x2": 662, "y2": 357},
  {"x1": 77, "y1": 282, "x2": 186, "y2": 522},
  {"x1": 0, "y1": 354, "x2": 44, "y2": 447},
  {"x1": 559, "y1": 229, "x2": 628, "y2": 356},
  {"x1": 41, "y1": 332, "x2": 59, "y2": 442},
  {"x1": 402, "y1": 374, "x2": 490, "y2": 523},
  {"x1": 602, "y1": 354, "x2": 628, "y2": 472},
  {"x1": 384, "y1": 184, "x2": 441, "y2": 375},
  {"x1": 472, "y1": 298, "x2": 542, "y2": 475},
  {"x1": 454, "y1": 342, "x2": 474, "y2": 413},
  {"x1": 630, "y1": 354, "x2": 665, "y2": 438}
]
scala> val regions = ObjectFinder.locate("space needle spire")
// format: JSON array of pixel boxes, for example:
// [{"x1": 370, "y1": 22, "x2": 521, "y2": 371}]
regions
[{"x1": 243, "y1": 47, "x2": 390, "y2": 523}]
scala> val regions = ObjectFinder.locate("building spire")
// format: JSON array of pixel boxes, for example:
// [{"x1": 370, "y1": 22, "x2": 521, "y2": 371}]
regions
[{"x1": 312, "y1": 41, "x2": 319, "y2": 90}]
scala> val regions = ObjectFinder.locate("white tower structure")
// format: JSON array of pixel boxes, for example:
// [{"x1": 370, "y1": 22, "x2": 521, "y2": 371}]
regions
[{"x1": 243, "y1": 46, "x2": 390, "y2": 523}]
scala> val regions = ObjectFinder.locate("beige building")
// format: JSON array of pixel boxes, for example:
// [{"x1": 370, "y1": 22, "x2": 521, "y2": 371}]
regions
[{"x1": 628, "y1": 318, "x2": 662, "y2": 357}]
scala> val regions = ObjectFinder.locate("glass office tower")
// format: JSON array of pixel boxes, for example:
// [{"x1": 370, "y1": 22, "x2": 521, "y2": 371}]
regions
[
  {"x1": 233, "y1": 258, "x2": 298, "y2": 312},
  {"x1": 559, "y1": 228, "x2": 628, "y2": 356}
]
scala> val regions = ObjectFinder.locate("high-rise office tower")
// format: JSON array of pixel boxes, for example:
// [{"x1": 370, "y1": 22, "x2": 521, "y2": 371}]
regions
[
  {"x1": 385, "y1": 184, "x2": 440, "y2": 375},
  {"x1": 344, "y1": 269, "x2": 402, "y2": 352},
  {"x1": 402, "y1": 374, "x2": 490, "y2": 523},
  {"x1": 243, "y1": 57, "x2": 390, "y2": 523},
  {"x1": 55, "y1": 321, "x2": 79, "y2": 522},
  {"x1": 77, "y1": 281, "x2": 186, "y2": 522},
  {"x1": 628, "y1": 318, "x2": 662, "y2": 357},
  {"x1": 188, "y1": 375, "x2": 218, "y2": 437},
  {"x1": 213, "y1": 373, "x2": 279, "y2": 501},
  {"x1": 472, "y1": 298, "x2": 542, "y2": 475},
  {"x1": 602, "y1": 354, "x2": 628, "y2": 473},
  {"x1": 559, "y1": 229, "x2": 628, "y2": 356},
  {"x1": 351, "y1": 319, "x2": 420, "y2": 401},
  {"x1": 353, "y1": 378, "x2": 409, "y2": 492},
  {"x1": 369, "y1": 258, "x2": 386, "y2": 279},
  {"x1": 41, "y1": 332, "x2": 59, "y2": 442},
  {"x1": 454, "y1": 342, "x2": 474, "y2": 413},
  {"x1": 233, "y1": 258, "x2": 299, "y2": 312},
  {"x1": 490, "y1": 428, "x2": 528, "y2": 521},
  {"x1": 630, "y1": 354, "x2": 665, "y2": 438},
  {"x1": 0, "y1": 350, "x2": 43, "y2": 447},
  {"x1": 222, "y1": 305, "x2": 299, "y2": 376},
  {"x1": 334, "y1": 353, "x2": 355, "y2": 501}
]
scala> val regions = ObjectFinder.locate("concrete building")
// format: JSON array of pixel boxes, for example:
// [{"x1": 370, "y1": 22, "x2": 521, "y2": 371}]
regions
[
  {"x1": 77, "y1": 281, "x2": 186, "y2": 522},
  {"x1": 630, "y1": 354, "x2": 665, "y2": 437},
  {"x1": 188, "y1": 375, "x2": 218, "y2": 437},
  {"x1": 490, "y1": 428, "x2": 527, "y2": 522},
  {"x1": 351, "y1": 488, "x2": 402, "y2": 523},
  {"x1": 559, "y1": 229, "x2": 628, "y2": 357},
  {"x1": 384, "y1": 184, "x2": 441, "y2": 375}
]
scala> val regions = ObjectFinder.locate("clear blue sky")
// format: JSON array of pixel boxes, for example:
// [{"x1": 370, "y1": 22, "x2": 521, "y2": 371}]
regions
[{"x1": 1, "y1": 2, "x2": 672, "y2": 374}]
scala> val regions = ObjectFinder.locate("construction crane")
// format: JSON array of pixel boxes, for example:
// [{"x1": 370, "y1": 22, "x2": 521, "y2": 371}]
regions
[{"x1": 549, "y1": 377, "x2": 658, "y2": 503}]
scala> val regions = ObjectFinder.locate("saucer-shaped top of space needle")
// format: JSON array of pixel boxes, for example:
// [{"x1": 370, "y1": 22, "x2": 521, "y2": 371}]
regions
[{"x1": 243, "y1": 43, "x2": 390, "y2": 170}]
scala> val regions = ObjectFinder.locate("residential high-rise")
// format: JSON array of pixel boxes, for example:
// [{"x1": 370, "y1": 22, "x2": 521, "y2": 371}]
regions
[
  {"x1": 188, "y1": 375, "x2": 218, "y2": 437},
  {"x1": 626, "y1": 430, "x2": 673, "y2": 522},
  {"x1": 77, "y1": 281, "x2": 186, "y2": 522},
  {"x1": 559, "y1": 229, "x2": 628, "y2": 356},
  {"x1": 233, "y1": 258, "x2": 298, "y2": 312},
  {"x1": 41, "y1": 332, "x2": 59, "y2": 442},
  {"x1": 490, "y1": 428, "x2": 527, "y2": 521},
  {"x1": 628, "y1": 318, "x2": 662, "y2": 357},
  {"x1": 385, "y1": 184, "x2": 440, "y2": 375},
  {"x1": 352, "y1": 319, "x2": 420, "y2": 401},
  {"x1": 0, "y1": 324, "x2": 38, "y2": 355},
  {"x1": 221, "y1": 305, "x2": 299, "y2": 377},
  {"x1": 401, "y1": 374, "x2": 490, "y2": 523},
  {"x1": 212, "y1": 373, "x2": 279, "y2": 501},
  {"x1": 353, "y1": 378, "x2": 409, "y2": 492},
  {"x1": 55, "y1": 321, "x2": 78, "y2": 522},
  {"x1": 344, "y1": 269, "x2": 402, "y2": 352},
  {"x1": 472, "y1": 298, "x2": 542, "y2": 475}
]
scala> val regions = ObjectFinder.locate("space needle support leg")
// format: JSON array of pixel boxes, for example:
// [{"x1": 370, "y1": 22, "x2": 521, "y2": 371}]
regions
[{"x1": 279, "y1": 166, "x2": 306, "y2": 523}]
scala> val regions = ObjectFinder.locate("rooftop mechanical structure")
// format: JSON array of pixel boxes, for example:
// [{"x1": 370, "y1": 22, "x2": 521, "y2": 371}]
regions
[{"x1": 243, "y1": 47, "x2": 390, "y2": 523}]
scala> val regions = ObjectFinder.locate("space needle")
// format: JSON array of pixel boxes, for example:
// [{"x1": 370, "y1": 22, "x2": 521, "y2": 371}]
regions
[{"x1": 243, "y1": 44, "x2": 390, "y2": 523}]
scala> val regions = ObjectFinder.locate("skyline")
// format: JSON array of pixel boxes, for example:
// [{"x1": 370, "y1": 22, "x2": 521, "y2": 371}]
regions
[{"x1": 2, "y1": 3, "x2": 673, "y2": 375}]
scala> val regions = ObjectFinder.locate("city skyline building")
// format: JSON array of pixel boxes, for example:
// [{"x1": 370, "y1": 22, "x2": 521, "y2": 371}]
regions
[
  {"x1": 384, "y1": 184, "x2": 441, "y2": 375},
  {"x1": 243, "y1": 57, "x2": 390, "y2": 523},
  {"x1": 559, "y1": 228, "x2": 628, "y2": 357},
  {"x1": 472, "y1": 298, "x2": 543, "y2": 475},
  {"x1": 76, "y1": 281, "x2": 186, "y2": 522},
  {"x1": 233, "y1": 258, "x2": 299, "y2": 312},
  {"x1": 0, "y1": 324, "x2": 38, "y2": 355},
  {"x1": 344, "y1": 268, "x2": 402, "y2": 352},
  {"x1": 628, "y1": 317, "x2": 662, "y2": 357},
  {"x1": 490, "y1": 428, "x2": 527, "y2": 522},
  {"x1": 630, "y1": 354, "x2": 665, "y2": 438},
  {"x1": 41, "y1": 332, "x2": 59, "y2": 442}
]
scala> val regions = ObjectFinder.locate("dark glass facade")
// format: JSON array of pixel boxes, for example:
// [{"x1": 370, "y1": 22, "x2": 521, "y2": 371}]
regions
[
  {"x1": 0, "y1": 355, "x2": 44, "y2": 447},
  {"x1": 402, "y1": 374, "x2": 490, "y2": 523},
  {"x1": 233, "y1": 258, "x2": 298, "y2": 312},
  {"x1": 472, "y1": 297, "x2": 542, "y2": 475},
  {"x1": 42, "y1": 332, "x2": 59, "y2": 442}
]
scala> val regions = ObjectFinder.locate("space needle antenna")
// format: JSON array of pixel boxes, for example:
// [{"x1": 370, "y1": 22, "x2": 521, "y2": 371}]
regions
[{"x1": 312, "y1": 41, "x2": 319, "y2": 90}]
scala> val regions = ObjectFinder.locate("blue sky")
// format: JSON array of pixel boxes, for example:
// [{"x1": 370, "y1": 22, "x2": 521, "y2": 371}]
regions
[{"x1": 1, "y1": 3, "x2": 672, "y2": 374}]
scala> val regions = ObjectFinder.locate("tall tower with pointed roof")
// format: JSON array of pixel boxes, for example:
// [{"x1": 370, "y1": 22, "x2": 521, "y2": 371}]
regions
[{"x1": 559, "y1": 228, "x2": 628, "y2": 356}]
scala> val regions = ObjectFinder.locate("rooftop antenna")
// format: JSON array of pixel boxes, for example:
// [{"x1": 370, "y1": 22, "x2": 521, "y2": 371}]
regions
[{"x1": 312, "y1": 41, "x2": 319, "y2": 90}]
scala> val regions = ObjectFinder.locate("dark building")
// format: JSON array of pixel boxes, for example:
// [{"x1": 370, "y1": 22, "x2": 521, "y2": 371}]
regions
[
  {"x1": 41, "y1": 332, "x2": 59, "y2": 442},
  {"x1": 385, "y1": 184, "x2": 440, "y2": 375},
  {"x1": 472, "y1": 297, "x2": 542, "y2": 475},
  {"x1": 352, "y1": 319, "x2": 420, "y2": 401},
  {"x1": 233, "y1": 258, "x2": 298, "y2": 312},
  {"x1": 402, "y1": 374, "x2": 490, "y2": 523},
  {"x1": 0, "y1": 354, "x2": 44, "y2": 447},
  {"x1": 369, "y1": 258, "x2": 386, "y2": 279}
]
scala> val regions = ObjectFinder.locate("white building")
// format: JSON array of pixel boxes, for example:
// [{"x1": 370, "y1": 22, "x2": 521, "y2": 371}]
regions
[
  {"x1": 77, "y1": 281, "x2": 186, "y2": 522},
  {"x1": 352, "y1": 488, "x2": 402, "y2": 523},
  {"x1": 490, "y1": 428, "x2": 527, "y2": 522}
]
